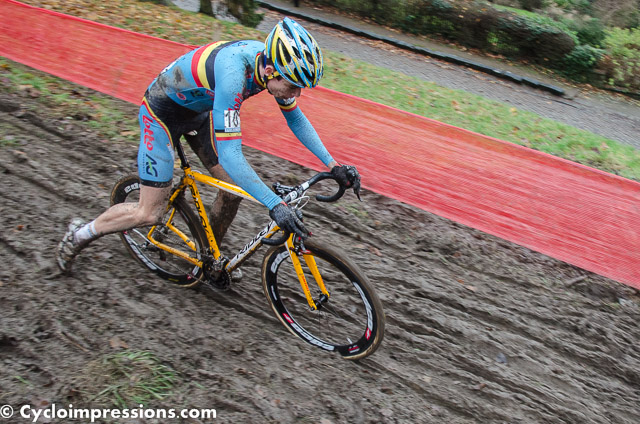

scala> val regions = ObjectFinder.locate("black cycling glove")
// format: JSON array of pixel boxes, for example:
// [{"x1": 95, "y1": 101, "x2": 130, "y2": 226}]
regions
[
  {"x1": 331, "y1": 164, "x2": 362, "y2": 200},
  {"x1": 269, "y1": 203, "x2": 309, "y2": 240}
]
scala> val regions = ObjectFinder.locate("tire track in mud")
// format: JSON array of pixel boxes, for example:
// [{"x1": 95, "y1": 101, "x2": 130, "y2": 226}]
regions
[
  {"x1": 1, "y1": 83, "x2": 640, "y2": 423},
  {"x1": 353, "y1": 199, "x2": 640, "y2": 423},
  {"x1": 388, "y1": 243, "x2": 640, "y2": 413}
]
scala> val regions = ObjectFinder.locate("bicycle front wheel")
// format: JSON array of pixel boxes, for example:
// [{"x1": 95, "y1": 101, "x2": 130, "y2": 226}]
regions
[
  {"x1": 110, "y1": 174, "x2": 209, "y2": 287},
  {"x1": 261, "y1": 240, "x2": 385, "y2": 360}
]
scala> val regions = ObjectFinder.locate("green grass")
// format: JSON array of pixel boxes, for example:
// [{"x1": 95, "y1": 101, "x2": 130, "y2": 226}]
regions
[
  {"x1": 0, "y1": 59, "x2": 138, "y2": 143},
  {"x1": 7, "y1": 0, "x2": 640, "y2": 181},
  {"x1": 82, "y1": 350, "x2": 177, "y2": 408}
]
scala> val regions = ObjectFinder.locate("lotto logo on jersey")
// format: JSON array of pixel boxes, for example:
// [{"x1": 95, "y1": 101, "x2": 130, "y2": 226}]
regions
[{"x1": 141, "y1": 115, "x2": 155, "y2": 151}]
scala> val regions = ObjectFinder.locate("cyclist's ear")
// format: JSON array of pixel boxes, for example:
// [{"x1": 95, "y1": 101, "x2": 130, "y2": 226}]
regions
[{"x1": 264, "y1": 64, "x2": 276, "y2": 77}]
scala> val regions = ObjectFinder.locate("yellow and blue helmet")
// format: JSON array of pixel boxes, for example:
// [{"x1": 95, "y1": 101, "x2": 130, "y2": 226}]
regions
[{"x1": 264, "y1": 17, "x2": 324, "y2": 88}]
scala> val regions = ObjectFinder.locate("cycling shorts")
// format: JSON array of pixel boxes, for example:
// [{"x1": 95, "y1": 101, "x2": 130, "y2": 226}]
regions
[{"x1": 137, "y1": 88, "x2": 219, "y2": 187}]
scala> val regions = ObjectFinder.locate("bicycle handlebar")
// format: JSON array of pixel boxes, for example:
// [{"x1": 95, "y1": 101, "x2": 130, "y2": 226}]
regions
[
  {"x1": 274, "y1": 171, "x2": 347, "y2": 204},
  {"x1": 262, "y1": 232, "x2": 291, "y2": 246},
  {"x1": 262, "y1": 172, "x2": 349, "y2": 246}
]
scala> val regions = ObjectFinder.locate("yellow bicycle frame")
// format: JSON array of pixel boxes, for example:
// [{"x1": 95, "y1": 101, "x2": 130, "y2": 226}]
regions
[
  {"x1": 285, "y1": 236, "x2": 330, "y2": 310},
  {"x1": 144, "y1": 166, "x2": 258, "y2": 268},
  {"x1": 142, "y1": 165, "x2": 328, "y2": 307}
]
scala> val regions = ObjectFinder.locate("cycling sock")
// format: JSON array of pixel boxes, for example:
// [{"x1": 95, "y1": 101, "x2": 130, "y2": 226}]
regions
[{"x1": 75, "y1": 220, "x2": 99, "y2": 245}]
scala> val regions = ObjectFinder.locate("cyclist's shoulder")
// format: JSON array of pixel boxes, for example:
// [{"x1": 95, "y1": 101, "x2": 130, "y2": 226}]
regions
[
  {"x1": 221, "y1": 39, "x2": 264, "y2": 51},
  {"x1": 213, "y1": 40, "x2": 263, "y2": 63}
]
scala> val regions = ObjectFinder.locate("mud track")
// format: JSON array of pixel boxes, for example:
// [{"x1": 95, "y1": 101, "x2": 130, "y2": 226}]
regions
[{"x1": 1, "y1": 78, "x2": 639, "y2": 423}]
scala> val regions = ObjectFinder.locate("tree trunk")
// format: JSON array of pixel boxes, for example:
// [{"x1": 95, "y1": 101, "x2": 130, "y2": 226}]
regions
[{"x1": 200, "y1": 0, "x2": 214, "y2": 16}]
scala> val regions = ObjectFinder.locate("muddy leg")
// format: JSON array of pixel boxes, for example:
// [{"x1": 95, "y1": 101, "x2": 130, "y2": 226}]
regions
[
  {"x1": 209, "y1": 165, "x2": 243, "y2": 246},
  {"x1": 94, "y1": 184, "x2": 172, "y2": 235}
]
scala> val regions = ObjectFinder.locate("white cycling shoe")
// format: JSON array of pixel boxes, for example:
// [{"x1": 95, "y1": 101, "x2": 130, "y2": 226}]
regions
[{"x1": 56, "y1": 218, "x2": 87, "y2": 273}]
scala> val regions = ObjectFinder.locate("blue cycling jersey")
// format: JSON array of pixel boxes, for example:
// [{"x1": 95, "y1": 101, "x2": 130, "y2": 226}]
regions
[{"x1": 139, "y1": 40, "x2": 334, "y2": 210}]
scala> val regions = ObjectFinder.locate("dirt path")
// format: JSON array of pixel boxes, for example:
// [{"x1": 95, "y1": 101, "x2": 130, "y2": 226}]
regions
[{"x1": 1, "y1": 68, "x2": 640, "y2": 423}]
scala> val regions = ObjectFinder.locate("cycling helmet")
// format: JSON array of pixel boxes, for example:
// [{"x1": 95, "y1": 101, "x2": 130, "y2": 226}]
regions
[{"x1": 264, "y1": 17, "x2": 324, "y2": 88}]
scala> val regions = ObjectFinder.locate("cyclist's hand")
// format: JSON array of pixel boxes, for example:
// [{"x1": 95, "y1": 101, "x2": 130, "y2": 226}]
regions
[
  {"x1": 269, "y1": 203, "x2": 309, "y2": 240},
  {"x1": 331, "y1": 164, "x2": 361, "y2": 200}
]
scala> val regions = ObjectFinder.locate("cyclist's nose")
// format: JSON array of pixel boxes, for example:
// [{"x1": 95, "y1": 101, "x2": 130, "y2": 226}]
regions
[{"x1": 292, "y1": 87, "x2": 301, "y2": 98}]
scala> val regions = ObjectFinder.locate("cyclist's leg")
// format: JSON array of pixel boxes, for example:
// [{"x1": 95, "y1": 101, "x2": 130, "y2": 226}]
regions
[
  {"x1": 208, "y1": 164, "x2": 242, "y2": 244},
  {"x1": 95, "y1": 99, "x2": 175, "y2": 234},
  {"x1": 184, "y1": 113, "x2": 242, "y2": 246},
  {"x1": 93, "y1": 184, "x2": 171, "y2": 234},
  {"x1": 57, "y1": 100, "x2": 174, "y2": 272}
]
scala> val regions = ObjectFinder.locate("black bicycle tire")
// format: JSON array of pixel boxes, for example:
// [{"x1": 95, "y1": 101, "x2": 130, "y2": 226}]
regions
[
  {"x1": 110, "y1": 174, "x2": 209, "y2": 286},
  {"x1": 261, "y1": 240, "x2": 385, "y2": 360}
]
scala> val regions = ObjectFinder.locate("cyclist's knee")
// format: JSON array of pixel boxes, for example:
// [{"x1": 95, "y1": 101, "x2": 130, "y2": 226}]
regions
[
  {"x1": 134, "y1": 185, "x2": 171, "y2": 226},
  {"x1": 146, "y1": 207, "x2": 166, "y2": 226},
  {"x1": 130, "y1": 205, "x2": 164, "y2": 227}
]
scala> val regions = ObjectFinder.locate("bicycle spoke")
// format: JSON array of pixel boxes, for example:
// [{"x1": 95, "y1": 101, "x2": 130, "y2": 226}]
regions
[
  {"x1": 112, "y1": 175, "x2": 207, "y2": 286},
  {"x1": 264, "y1": 245, "x2": 374, "y2": 351}
]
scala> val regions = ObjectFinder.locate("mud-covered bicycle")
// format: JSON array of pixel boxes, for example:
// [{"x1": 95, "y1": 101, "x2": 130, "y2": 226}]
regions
[{"x1": 110, "y1": 140, "x2": 384, "y2": 360}]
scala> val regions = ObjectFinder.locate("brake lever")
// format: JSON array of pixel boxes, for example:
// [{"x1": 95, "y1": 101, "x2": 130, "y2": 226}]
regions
[
  {"x1": 346, "y1": 167, "x2": 362, "y2": 201},
  {"x1": 353, "y1": 181, "x2": 362, "y2": 201}
]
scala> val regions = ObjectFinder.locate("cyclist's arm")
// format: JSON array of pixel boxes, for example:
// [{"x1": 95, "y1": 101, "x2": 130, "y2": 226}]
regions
[
  {"x1": 276, "y1": 97, "x2": 338, "y2": 169},
  {"x1": 212, "y1": 71, "x2": 283, "y2": 210}
]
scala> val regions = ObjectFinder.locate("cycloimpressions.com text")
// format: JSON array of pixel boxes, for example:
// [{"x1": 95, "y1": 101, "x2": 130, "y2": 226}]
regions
[{"x1": 2, "y1": 404, "x2": 216, "y2": 422}]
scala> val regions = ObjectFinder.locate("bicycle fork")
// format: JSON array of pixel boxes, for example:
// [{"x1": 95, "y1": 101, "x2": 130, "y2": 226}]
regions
[{"x1": 286, "y1": 236, "x2": 330, "y2": 311}]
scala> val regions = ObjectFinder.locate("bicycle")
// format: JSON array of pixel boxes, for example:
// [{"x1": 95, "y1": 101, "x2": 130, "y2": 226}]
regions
[{"x1": 110, "y1": 139, "x2": 385, "y2": 360}]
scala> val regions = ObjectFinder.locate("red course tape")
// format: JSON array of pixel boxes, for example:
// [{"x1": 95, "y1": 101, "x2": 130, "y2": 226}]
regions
[{"x1": 2, "y1": 0, "x2": 639, "y2": 288}]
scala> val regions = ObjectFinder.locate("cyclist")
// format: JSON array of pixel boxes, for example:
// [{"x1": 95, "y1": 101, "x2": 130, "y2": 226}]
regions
[{"x1": 57, "y1": 17, "x2": 360, "y2": 274}]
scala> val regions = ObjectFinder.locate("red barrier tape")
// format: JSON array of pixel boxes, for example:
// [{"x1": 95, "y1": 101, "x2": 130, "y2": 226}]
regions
[{"x1": 2, "y1": 0, "x2": 640, "y2": 288}]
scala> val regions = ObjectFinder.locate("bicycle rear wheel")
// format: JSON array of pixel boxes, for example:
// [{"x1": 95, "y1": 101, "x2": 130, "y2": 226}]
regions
[
  {"x1": 261, "y1": 240, "x2": 385, "y2": 360},
  {"x1": 110, "y1": 174, "x2": 208, "y2": 286}
]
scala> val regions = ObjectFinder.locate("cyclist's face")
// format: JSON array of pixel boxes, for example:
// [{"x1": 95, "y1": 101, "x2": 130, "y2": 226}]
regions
[{"x1": 267, "y1": 76, "x2": 302, "y2": 99}]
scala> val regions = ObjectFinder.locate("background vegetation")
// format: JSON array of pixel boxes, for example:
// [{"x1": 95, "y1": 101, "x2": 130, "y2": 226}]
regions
[{"x1": 304, "y1": 0, "x2": 640, "y2": 93}]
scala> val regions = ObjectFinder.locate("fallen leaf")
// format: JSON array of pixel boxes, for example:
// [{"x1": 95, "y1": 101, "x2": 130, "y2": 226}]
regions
[{"x1": 109, "y1": 336, "x2": 129, "y2": 349}]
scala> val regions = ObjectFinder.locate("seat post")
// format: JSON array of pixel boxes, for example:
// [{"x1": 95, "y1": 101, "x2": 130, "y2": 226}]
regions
[{"x1": 175, "y1": 138, "x2": 190, "y2": 169}]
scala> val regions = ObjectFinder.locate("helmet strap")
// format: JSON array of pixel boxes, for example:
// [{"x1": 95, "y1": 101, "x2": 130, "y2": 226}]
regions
[
  {"x1": 256, "y1": 52, "x2": 281, "y2": 88},
  {"x1": 265, "y1": 71, "x2": 281, "y2": 81}
]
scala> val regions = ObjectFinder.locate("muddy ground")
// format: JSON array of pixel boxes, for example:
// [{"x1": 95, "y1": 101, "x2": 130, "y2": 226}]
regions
[{"x1": 1, "y1": 69, "x2": 640, "y2": 423}]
